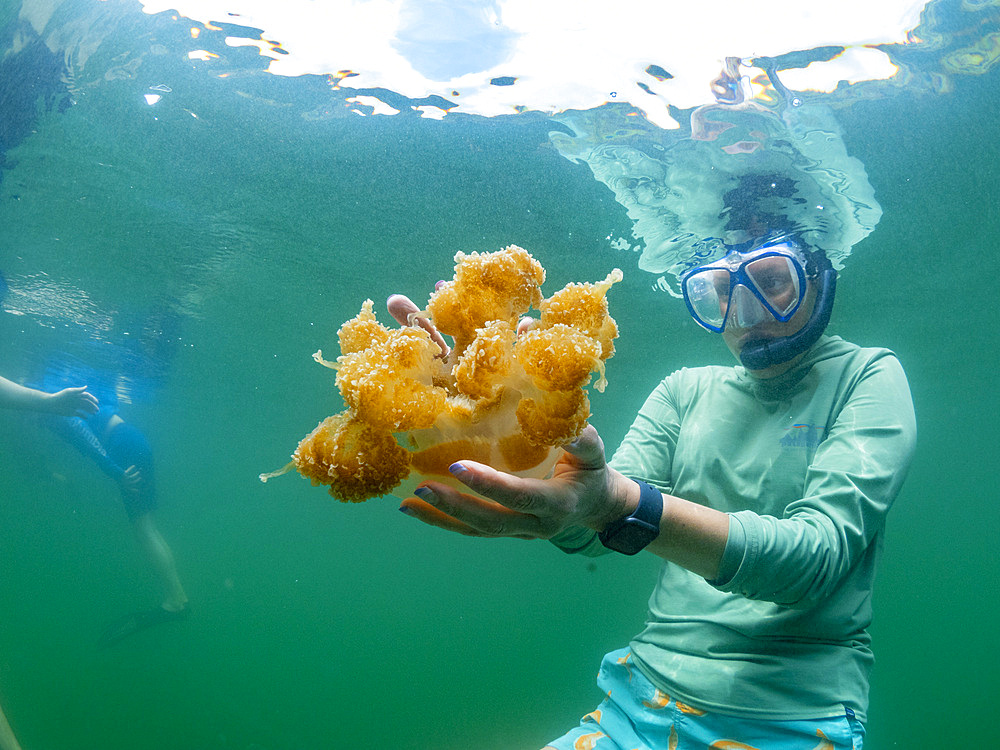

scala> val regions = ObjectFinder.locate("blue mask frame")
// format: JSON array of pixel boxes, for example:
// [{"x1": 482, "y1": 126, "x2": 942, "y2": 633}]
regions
[{"x1": 681, "y1": 247, "x2": 808, "y2": 333}]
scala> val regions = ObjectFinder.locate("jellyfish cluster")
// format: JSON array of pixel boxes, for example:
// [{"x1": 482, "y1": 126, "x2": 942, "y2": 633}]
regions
[{"x1": 261, "y1": 245, "x2": 622, "y2": 503}]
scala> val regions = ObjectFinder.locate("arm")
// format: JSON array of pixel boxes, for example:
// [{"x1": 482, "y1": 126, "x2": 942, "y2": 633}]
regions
[
  {"x1": 0, "y1": 702, "x2": 23, "y2": 750},
  {"x1": 399, "y1": 425, "x2": 730, "y2": 580},
  {"x1": 712, "y1": 353, "x2": 917, "y2": 606},
  {"x1": 0, "y1": 375, "x2": 99, "y2": 417}
]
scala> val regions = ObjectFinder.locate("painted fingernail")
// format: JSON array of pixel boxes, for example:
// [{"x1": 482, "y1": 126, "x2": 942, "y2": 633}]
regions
[
  {"x1": 448, "y1": 462, "x2": 466, "y2": 475},
  {"x1": 399, "y1": 506, "x2": 415, "y2": 516},
  {"x1": 414, "y1": 486, "x2": 435, "y2": 502}
]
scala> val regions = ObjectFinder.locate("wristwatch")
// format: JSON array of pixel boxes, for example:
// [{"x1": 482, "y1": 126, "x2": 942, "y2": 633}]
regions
[{"x1": 598, "y1": 479, "x2": 663, "y2": 555}]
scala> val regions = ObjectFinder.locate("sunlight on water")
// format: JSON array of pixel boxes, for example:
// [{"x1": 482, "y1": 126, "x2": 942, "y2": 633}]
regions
[{"x1": 135, "y1": 0, "x2": 927, "y2": 127}]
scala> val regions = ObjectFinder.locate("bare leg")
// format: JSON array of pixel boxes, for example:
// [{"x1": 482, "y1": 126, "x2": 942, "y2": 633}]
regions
[
  {"x1": 131, "y1": 513, "x2": 188, "y2": 611},
  {"x1": 96, "y1": 514, "x2": 189, "y2": 648},
  {"x1": 0, "y1": 702, "x2": 23, "y2": 750}
]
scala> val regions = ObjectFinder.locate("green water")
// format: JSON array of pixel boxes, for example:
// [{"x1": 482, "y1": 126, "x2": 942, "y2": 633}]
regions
[{"x1": 1, "y1": 2, "x2": 998, "y2": 749}]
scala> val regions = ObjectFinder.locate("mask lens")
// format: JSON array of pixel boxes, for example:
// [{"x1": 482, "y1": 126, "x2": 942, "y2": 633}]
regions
[
  {"x1": 745, "y1": 254, "x2": 802, "y2": 318},
  {"x1": 683, "y1": 268, "x2": 730, "y2": 330},
  {"x1": 729, "y1": 284, "x2": 768, "y2": 328}
]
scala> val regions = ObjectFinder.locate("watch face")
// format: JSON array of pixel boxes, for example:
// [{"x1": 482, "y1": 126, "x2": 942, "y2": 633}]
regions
[
  {"x1": 599, "y1": 478, "x2": 663, "y2": 555},
  {"x1": 600, "y1": 517, "x2": 658, "y2": 556}
]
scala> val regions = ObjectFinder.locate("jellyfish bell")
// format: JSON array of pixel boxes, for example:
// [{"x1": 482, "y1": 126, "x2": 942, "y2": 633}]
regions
[{"x1": 262, "y1": 246, "x2": 623, "y2": 504}]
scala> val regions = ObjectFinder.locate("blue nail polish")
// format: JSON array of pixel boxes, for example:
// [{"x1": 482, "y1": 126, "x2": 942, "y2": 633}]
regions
[
  {"x1": 448, "y1": 462, "x2": 466, "y2": 475},
  {"x1": 414, "y1": 486, "x2": 438, "y2": 506},
  {"x1": 399, "y1": 506, "x2": 415, "y2": 516}
]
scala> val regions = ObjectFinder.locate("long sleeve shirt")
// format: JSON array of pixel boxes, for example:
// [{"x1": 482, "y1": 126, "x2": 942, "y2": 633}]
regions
[{"x1": 551, "y1": 335, "x2": 917, "y2": 722}]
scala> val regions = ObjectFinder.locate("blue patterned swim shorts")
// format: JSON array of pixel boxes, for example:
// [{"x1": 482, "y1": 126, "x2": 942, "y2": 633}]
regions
[{"x1": 542, "y1": 648, "x2": 865, "y2": 750}]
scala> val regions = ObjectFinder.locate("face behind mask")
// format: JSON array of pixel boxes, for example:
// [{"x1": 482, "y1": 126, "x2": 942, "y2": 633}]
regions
[{"x1": 681, "y1": 238, "x2": 838, "y2": 369}]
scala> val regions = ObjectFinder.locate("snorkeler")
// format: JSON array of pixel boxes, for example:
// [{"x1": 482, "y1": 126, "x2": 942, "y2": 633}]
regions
[
  {"x1": 391, "y1": 232, "x2": 915, "y2": 749},
  {"x1": 1, "y1": 272, "x2": 189, "y2": 648}
]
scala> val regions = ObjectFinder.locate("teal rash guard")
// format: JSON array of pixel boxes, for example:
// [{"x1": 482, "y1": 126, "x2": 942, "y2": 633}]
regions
[{"x1": 550, "y1": 335, "x2": 917, "y2": 722}]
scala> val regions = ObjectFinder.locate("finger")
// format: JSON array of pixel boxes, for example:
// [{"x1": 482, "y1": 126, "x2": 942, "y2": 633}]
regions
[
  {"x1": 560, "y1": 425, "x2": 606, "y2": 470},
  {"x1": 386, "y1": 294, "x2": 450, "y2": 357},
  {"x1": 411, "y1": 481, "x2": 548, "y2": 538},
  {"x1": 398, "y1": 497, "x2": 487, "y2": 536},
  {"x1": 399, "y1": 497, "x2": 534, "y2": 539},
  {"x1": 442, "y1": 463, "x2": 562, "y2": 526},
  {"x1": 418, "y1": 320, "x2": 450, "y2": 358},
  {"x1": 386, "y1": 294, "x2": 418, "y2": 326},
  {"x1": 516, "y1": 316, "x2": 538, "y2": 335}
]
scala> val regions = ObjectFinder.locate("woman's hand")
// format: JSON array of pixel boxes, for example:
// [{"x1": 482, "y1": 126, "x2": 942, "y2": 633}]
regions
[
  {"x1": 386, "y1": 291, "x2": 537, "y2": 357},
  {"x1": 119, "y1": 464, "x2": 142, "y2": 497},
  {"x1": 385, "y1": 292, "x2": 630, "y2": 540},
  {"x1": 398, "y1": 425, "x2": 633, "y2": 539}
]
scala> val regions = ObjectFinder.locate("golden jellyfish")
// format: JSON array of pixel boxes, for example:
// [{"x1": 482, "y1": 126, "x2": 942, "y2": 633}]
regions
[{"x1": 260, "y1": 245, "x2": 622, "y2": 503}]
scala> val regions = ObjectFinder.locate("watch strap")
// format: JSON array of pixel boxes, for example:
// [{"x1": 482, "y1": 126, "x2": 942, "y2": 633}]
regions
[{"x1": 628, "y1": 478, "x2": 663, "y2": 528}]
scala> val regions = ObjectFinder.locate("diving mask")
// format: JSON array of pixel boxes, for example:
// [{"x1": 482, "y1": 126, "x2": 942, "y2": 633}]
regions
[{"x1": 681, "y1": 241, "x2": 809, "y2": 333}]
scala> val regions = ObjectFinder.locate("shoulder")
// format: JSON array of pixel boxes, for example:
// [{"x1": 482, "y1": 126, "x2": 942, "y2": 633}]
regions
[
  {"x1": 812, "y1": 336, "x2": 910, "y2": 385},
  {"x1": 813, "y1": 337, "x2": 915, "y2": 432},
  {"x1": 651, "y1": 363, "x2": 744, "y2": 417},
  {"x1": 661, "y1": 363, "x2": 738, "y2": 392}
]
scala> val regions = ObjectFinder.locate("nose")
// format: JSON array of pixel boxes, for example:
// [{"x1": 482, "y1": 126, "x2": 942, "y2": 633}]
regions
[{"x1": 728, "y1": 284, "x2": 767, "y2": 329}]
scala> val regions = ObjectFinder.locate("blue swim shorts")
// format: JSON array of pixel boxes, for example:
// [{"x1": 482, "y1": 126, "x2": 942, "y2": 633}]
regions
[{"x1": 542, "y1": 648, "x2": 865, "y2": 750}]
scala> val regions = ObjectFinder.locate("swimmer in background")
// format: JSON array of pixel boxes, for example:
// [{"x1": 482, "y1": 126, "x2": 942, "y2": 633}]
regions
[
  {"x1": 1, "y1": 272, "x2": 189, "y2": 646},
  {"x1": 2, "y1": 374, "x2": 190, "y2": 635}
]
